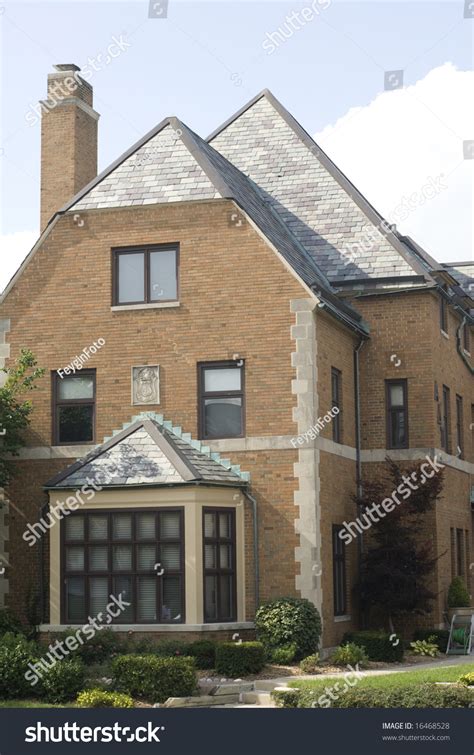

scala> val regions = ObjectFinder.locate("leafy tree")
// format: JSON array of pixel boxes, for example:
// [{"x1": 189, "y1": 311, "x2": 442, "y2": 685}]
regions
[
  {"x1": 355, "y1": 457, "x2": 445, "y2": 632},
  {"x1": 0, "y1": 349, "x2": 44, "y2": 487}
]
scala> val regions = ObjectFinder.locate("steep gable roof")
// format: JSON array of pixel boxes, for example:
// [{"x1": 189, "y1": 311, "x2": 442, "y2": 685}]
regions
[
  {"x1": 208, "y1": 90, "x2": 433, "y2": 287},
  {"x1": 45, "y1": 412, "x2": 249, "y2": 490}
]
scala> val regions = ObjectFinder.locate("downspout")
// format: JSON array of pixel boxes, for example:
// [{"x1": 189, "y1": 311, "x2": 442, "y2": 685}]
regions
[
  {"x1": 39, "y1": 500, "x2": 49, "y2": 625},
  {"x1": 242, "y1": 489, "x2": 259, "y2": 613},
  {"x1": 354, "y1": 336, "x2": 367, "y2": 628}
]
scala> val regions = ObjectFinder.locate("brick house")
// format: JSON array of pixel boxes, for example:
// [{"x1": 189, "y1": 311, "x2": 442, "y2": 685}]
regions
[{"x1": 0, "y1": 65, "x2": 472, "y2": 648}]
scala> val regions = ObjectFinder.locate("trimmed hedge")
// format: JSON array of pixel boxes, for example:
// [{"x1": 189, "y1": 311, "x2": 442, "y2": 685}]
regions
[
  {"x1": 273, "y1": 684, "x2": 474, "y2": 709},
  {"x1": 413, "y1": 629, "x2": 449, "y2": 653},
  {"x1": 112, "y1": 654, "x2": 196, "y2": 703},
  {"x1": 215, "y1": 642, "x2": 265, "y2": 677},
  {"x1": 77, "y1": 689, "x2": 134, "y2": 708},
  {"x1": 255, "y1": 597, "x2": 321, "y2": 660},
  {"x1": 39, "y1": 658, "x2": 86, "y2": 703},
  {"x1": 343, "y1": 631, "x2": 404, "y2": 662},
  {"x1": 187, "y1": 640, "x2": 216, "y2": 670}
]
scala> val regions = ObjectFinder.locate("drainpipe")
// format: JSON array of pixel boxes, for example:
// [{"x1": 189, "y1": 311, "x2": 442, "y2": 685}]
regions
[
  {"x1": 242, "y1": 489, "x2": 259, "y2": 612},
  {"x1": 353, "y1": 336, "x2": 367, "y2": 627},
  {"x1": 38, "y1": 501, "x2": 49, "y2": 625}
]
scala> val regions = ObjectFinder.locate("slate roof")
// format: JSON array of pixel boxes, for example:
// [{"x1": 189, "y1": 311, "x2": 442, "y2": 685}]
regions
[
  {"x1": 45, "y1": 413, "x2": 249, "y2": 490},
  {"x1": 208, "y1": 92, "x2": 431, "y2": 286},
  {"x1": 65, "y1": 115, "x2": 367, "y2": 333},
  {"x1": 441, "y1": 262, "x2": 474, "y2": 297}
]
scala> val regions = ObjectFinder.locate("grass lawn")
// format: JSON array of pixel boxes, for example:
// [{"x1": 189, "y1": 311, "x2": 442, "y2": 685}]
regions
[{"x1": 289, "y1": 663, "x2": 474, "y2": 693}]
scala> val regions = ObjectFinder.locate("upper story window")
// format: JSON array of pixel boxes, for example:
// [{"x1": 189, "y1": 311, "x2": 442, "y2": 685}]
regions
[
  {"x1": 455, "y1": 394, "x2": 463, "y2": 458},
  {"x1": 331, "y1": 367, "x2": 342, "y2": 443},
  {"x1": 113, "y1": 245, "x2": 179, "y2": 305},
  {"x1": 386, "y1": 379, "x2": 408, "y2": 449},
  {"x1": 463, "y1": 324, "x2": 470, "y2": 353},
  {"x1": 441, "y1": 385, "x2": 451, "y2": 453},
  {"x1": 53, "y1": 371, "x2": 96, "y2": 445},
  {"x1": 198, "y1": 361, "x2": 244, "y2": 439},
  {"x1": 439, "y1": 294, "x2": 448, "y2": 334}
]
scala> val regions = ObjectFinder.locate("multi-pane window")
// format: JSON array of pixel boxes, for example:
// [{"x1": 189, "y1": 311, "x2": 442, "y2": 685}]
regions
[
  {"x1": 456, "y1": 395, "x2": 464, "y2": 458},
  {"x1": 53, "y1": 371, "x2": 95, "y2": 445},
  {"x1": 198, "y1": 361, "x2": 244, "y2": 439},
  {"x1": 113, "y1": 246, "x2": 178, "y2": 305},
  {"x1": 456, "y1": 528, "x2": 465, "y2": 578},
  {"x1": 442, "y1": 385, "x2": 451, "y2": 453},
  {"x1": 331, "y1": 368, "x2": 342, "y2": 443},
  {"x1": 203, "y1": 509, "x2": 236, "y2": 622},
  {"x1": 332, "y1": 525, "x2": 347, "y2": 616},
  {"x1": 63, "y1": 510, "x2": 184, "y2": 624},
  {"x1": 386, "y1": 380, "x2": 408, "y2": 449},
  {"x1": 440, "y1": 295, "x2": 448, "y2": 333},
  {"x1": 463, "y1": 324, "x2": 470, "y2": 353}
]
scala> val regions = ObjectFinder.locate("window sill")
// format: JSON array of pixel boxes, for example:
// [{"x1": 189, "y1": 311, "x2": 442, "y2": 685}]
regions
[
  {"x1": 440, "y1": 329, "x2": 449, "y2": 339},
  {"x1": 111, "y1": 302, "x2": 180, "y2": 312},
  {"x1": 40, "y1": 622, "x2": 254, "y2": 633},
  {"x1": 463, "y1": 349, "x2": 471, "y2": 357},
  {"x1": 334, "y1": 615, "x2": 351, "y2": 623}
]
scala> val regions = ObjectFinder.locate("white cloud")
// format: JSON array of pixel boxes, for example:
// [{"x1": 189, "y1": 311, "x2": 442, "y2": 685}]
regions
[
  {"x1": 315, "y1": 63, "x2": 474, "y2": 264},
  {"x1": 0, "y1": 230, "x2": 38, "y2": 294}
]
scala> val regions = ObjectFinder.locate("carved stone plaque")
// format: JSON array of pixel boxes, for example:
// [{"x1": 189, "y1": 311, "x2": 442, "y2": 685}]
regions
[{"x1": 132, "y1": 365, "x2": 160, "y2": 405}]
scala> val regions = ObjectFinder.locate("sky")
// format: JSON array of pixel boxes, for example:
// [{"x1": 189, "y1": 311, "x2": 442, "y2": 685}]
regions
[{"x1": 0, "y1": 0, "x2": 473, "y2": 291}]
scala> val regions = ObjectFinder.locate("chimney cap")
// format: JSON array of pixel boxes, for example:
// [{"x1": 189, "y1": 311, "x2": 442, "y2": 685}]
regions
[{"x1": 53, "y1": 63, "x2": 81, "y2": 72}]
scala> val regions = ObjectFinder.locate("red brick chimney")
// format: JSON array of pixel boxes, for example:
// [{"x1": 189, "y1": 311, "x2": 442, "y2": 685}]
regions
[{"x1": 40, "y1": 64, "x2": 99, "y2": 230}]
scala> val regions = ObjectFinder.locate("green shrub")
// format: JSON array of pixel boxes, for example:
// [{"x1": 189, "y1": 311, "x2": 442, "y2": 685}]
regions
[
  {"x1": 0, "y1": 633, "x2": 38, "y2": 699},
  {"x1": 299, "y1": 653, "x2": 320, "y2": 674},
  {"x1": 277, "y1": 684, "x2": 473, "y2": 709},
  {"x1": 409, "y1": 638, "x2": 439, "y2": 657},
  {"x1": 126, "y1": 638, "x2": 190, "y2": 658},
  {"x1": 51, "y1": 628, "x2": 123, "y2": 664},
  {"x1": 112, "y1": 654, "x2": 196, "y2": 703},
  {"x1": 458, "y1": 672, "x2": 474, "y2": 687},
  {"x1": 331, "y1": 643, "x2": 369, "y2": 667},
  {"x1": 272, "y1": 688, "x2": 301, "y2": 708},
  {"x1": 0, "y1": 609, "x2": 22, "y2": 637},
  {"x1": 270, "y1": 643, "x2": 297, "y2": 665},
  {"x1": 413, "y1": 629, "x2": 449, "y2": 652},
  {"x1": 187, "y1": 640, "x2": 216, "y2": 669},
  {"x1": 447, "y1": 577, "x2": 470, "y2": 608},
  {"x1": 255, "y1": 597, "x2": 321, "y2": 660},
  {"x1": 77, "y1": 689, "x2": 134, "y2": 708},
  {"x1": 39, "y1": 658, "x2": 86, "y2": 703},
  {"x1": 343, "y1": 631, "x2": 404, "y2": 662},
  {"x1": 215, "y1": 642, "x2": 265, "y2": 677}
]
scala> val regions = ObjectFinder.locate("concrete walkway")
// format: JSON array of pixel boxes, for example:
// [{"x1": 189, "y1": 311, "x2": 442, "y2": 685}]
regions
[{"x1": 255, "y1": 652, "x2": 474, "y2": 691}]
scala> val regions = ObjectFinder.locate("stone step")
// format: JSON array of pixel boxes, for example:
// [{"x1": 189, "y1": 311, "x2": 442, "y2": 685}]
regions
[
  {"x1": 240, "y1": 692, "x2": 274, "y2": 707},
  {"x1": 163, "y1": 694, "x2": 240, "y2": 708}
]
